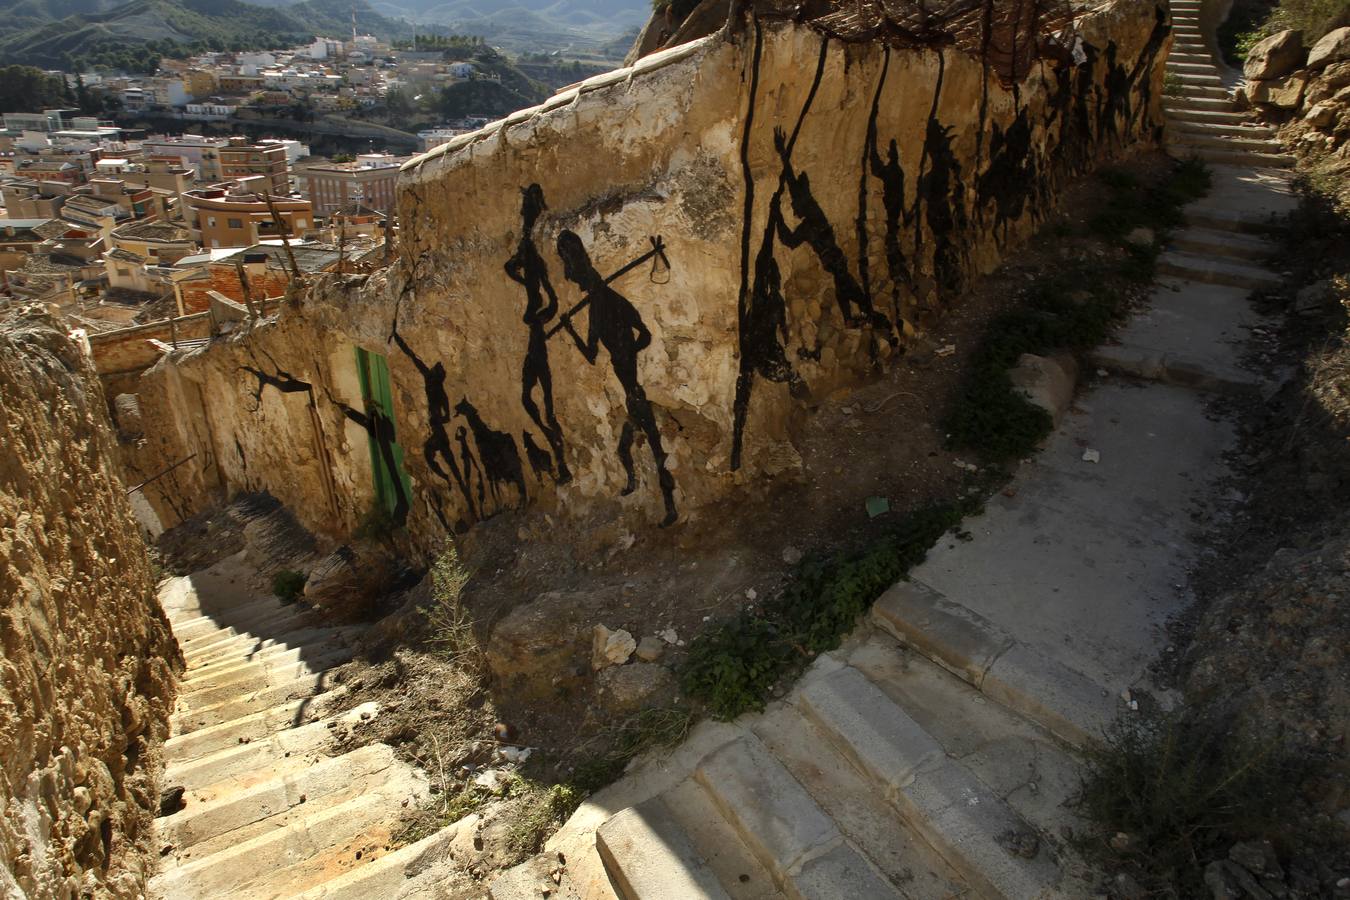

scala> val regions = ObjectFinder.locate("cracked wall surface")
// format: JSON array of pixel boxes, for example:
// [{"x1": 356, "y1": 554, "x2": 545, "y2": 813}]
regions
[
  {"x1": 1, "y1": 311, "x2": 178, "y2": 899},
  {"x1": 126, "y1": 0, "x2": 1168, "y2": 558}
]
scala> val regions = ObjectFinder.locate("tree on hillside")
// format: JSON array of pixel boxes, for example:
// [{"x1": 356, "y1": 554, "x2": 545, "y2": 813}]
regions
[{"x1": 0, "y1": 66, "x2": 70, "y2": 113}]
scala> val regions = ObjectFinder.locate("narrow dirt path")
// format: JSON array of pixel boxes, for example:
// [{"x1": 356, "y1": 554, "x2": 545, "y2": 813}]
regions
[
  {"x1": 149, "y1": 554, "x2": 467, "y2": 899},
  {"x1": 498, "y1": 15, "x2": 1302, "y2": 900}
]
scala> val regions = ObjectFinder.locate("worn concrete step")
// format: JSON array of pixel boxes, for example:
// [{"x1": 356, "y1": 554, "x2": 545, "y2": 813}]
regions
[
  {"x1": 1172, "y1": 70, "x2": 1224, "y2": 86},
  {"x1": 751, "y1": 687, "x2": 969, "y2": 898},
  {"x1": 1165, "y1": 60, "x2": 1220, "y2": 74},
  {"x1": 1157, "y1": 250, "x2": 1284, "y2": 290},
  {"x1": 149, "y1": 785, "x2": 422, "y2": 900},
  {"x1": 179, "y1": 645, "x2": 354, "y2": 709},
  {"x1": 183, "y1": 625, "x2": 356, "y2": 670},
  {"x1": 170, "y1": 591, "x2": 301, "y2": 632},
  {"x1": 597, "y1": 800, "x2": 732, "y2": 900},
  {"x1": 1167, "y1": 116, "x2": 1276, "y2": 136},
  {"x1": 796, "y1": 666, "x2": 1065, "y2": 900},
  {"x1": 1173, "y1": 84, "x2": 1233, "y2": 100},
  {"x1": 658, "y1": 774, "x2": 794, "y2": 899},
  {"x1": 1168, "y1": 50, "x2": 1211, "y2": 62},
  {"x1": 163, "y1": 688, "x2": 348, "y2": 762},
  {"x1": 1167, "y1": 131, "x2": 1285, "y2": 154},
  {"x1": 1166, "y1": 108, "x2": 1272, "y2": 128},
  {"x1": 1170, "y1": 226, "x2": 1274, "y2": 261},
  {"x1": 158, "y1": 743, "x2": 406, "y2": 854},
  {"x1": 289, "y1": 818, "x2": 468, "y2": 900},
  {"x1": 182, "y1": 638, "x2": 352, "y2": 686},
  {"x1": 1181, "y1": 146, "x2": 1295, "y2": 168},
  {"x1": 846, "y1": 639, "x2": 1091, "y2": 860},
  {"x1": 1090, "y1": 342, "x2": 1264, "y2": 397},
  {"x1": 694, "y1": 735, "x2": 901, "y2": 898},
  {"x1": 1166, "y1": 94, "x2": 1238, "y2": 111},
  {"x1": 178, "y1": 607, "x2": 317, "y2": 654},
  {"x1": 172, "y1": 669, "x2": 342, "y2": 734},
  {"x1": 165, "y1": 702, "x2": 378, "y2": 793},
  {"x1": 870, "y1": 580, "x2": 1117, "y2": 747}
]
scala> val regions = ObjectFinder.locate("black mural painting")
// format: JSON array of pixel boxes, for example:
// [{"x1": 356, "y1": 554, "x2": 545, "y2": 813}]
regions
[
  {"x1": 863, "y1": 45, "x2": 912, "y2": 326},
  {"x1": 453, "y1": 399, "x2": 529, "y2": 510},
  {"x1": 521, "y1": 431, "x2": 555, "y2": 479},
  {"x1": 555, "y1": 230, "x2": 678, "y2": 527},
  {"x1": 391, "y1": 328, "x2": 478, "y2": 527},
  {"x1": 454, "y1": 424, "x2": 485, "y2": 510},
  {"x1": 504, "y1": 183, "x2": 571, "y2": 484},
  {"x1": 912, "y1": 51, "x2": 970, "y2": 299},
  {"x1": 978, "y1": 105, "x2": 1038, "y2": 237},
  {"x1": 331, "y1": 394, "x2": 412, "y2": 525}
]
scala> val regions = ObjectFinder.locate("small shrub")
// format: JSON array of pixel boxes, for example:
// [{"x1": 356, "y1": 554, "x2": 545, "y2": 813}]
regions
[
  {"x1": 272, "y1": 569, "x2": 307, "y2": 603},
  {"x1": 421, "y1": 545, "x2": 481, "y2": 672},
  {"x1": 1077, "y1": 708, "x2": 1299, "y2": 894},
  {"x1": 505, "y1": 781, "x2": 586, "y2": 860},
  {"x1": 353, "y1": 503, "x2": 399, "y2": 542}
]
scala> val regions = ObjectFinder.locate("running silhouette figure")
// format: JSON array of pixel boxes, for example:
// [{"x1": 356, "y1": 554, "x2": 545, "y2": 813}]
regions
[
  {"x1": 869, "y1": 136, "x2": 912, "y2": 322},
  {"x1": 504, "y1": 183, "x2": 570, "y2": 483},
  {"x1": 555, "y1": 230, "x2": 678, "y2": 527}
]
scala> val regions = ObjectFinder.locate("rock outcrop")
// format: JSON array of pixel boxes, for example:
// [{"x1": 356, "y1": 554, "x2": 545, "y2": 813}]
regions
[
  {"x1": 124, "y1": 0, "x2": 1169, "y2": 560},
  {"x1": 1237, "y1": 25, "x2": 1350, "y2": 160},
  {"x1": 0, "y1": 310, "x2": 179, "y2": 898}
]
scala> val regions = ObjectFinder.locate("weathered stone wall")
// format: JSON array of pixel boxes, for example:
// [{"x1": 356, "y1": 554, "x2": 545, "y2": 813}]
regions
[
  {"x1": 0, "y1": 310, "x2": 179, "y2": 898},
  {"x1": 126, "y1": 1, "x2": 1168, "y2": 557}
]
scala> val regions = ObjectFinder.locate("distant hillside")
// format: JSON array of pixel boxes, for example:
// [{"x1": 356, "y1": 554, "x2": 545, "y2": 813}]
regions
[
  {"x1": 0, "y1": 0, "x2": 421, "y2": 69},
  {"x1": 357, "y1": 0, "x2": 648, "y2": 54}
]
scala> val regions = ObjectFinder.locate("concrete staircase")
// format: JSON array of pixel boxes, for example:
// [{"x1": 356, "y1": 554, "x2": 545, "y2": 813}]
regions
[
  {"x1": 1163, "y1": 0, "x2": 1295, "y2": 169},
  {"x1": 150, "y1": 556, "x2": 465, "y2": 900}
]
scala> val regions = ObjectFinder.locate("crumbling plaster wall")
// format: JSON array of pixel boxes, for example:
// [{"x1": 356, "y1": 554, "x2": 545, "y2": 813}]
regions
[
  {"x1": 127, "y1": 1, "x2": 1168, "y2": 558},
  {"x1": 0, "y1": 311, "x2": 179, "y2": 899}
]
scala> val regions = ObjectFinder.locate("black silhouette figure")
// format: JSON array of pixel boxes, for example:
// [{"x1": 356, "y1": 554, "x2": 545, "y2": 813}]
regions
[
  {"x1": 504, "y1": 183, "x2": 571, "y2": 484},
  {"x1": 917, "y1": 115, "x2": 969, "y2": 297},
  {"x1": 392, "y1": 329, "x2": 478, "y2": 523},
  {"x1": 453, "y1": 399, "x2": 528, "y2": 510},
  {"x1": 555, "y1": 230, "x2": 678, "y2": 527},
  {"x1": 522, "y1": 431, "x2": 554, "y2": 479},
  {"x1": 454, "y1": 424, "x2": 486, "y2": 510},
  {"x1": 333, "y1": 399, "x2": 411, "y2": 526},
  {"x1": 869, "y1": 135, "x2": 912, "y2": 323},
  {"x1": 773, "y1": 127, "x2": 892, "y2": 334}
]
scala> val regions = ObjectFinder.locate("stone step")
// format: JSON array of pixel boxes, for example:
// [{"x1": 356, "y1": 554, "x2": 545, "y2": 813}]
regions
[
  {"x1": 1167, "y1": 131, "x2": 1287, "y2": 153},
  {"x1": 149, "y1": 787, "x2": 419, "y2": 900},
  {"x1": 163, "y1": 688, "x2": 348, "y2": 763},
  {"x1": 597, "y1": 800, "x2": 732, "y2": 900},
  {"x1": 177, "y1": 606, "x2": 317, "y2": 654},
  {"x1": 1172, "y1": 71, "x2": 1223, "y2": 86},
  {"x1": 157, "y1": 743, "x2": 407, "y2": 854},
  {"x1": 870, "y1": 580, "x2": 1117, "y2": 747},
  {"x1": 172, "y1": 596, "x2": 297, "y2": 638},
  {"x1": 1173, "y1": 84, "x2": 1233, "y2": 100},
  {"x1": 1157, "y1": 250, "x2": 1284, "y2": 290},
  {"x1": 845, "y1": 639, "x2": 1091, "y2": 860},
  {"x1": 796, "y1": 666, "x2": 1065, "y2": 899},
  {"x1": 1090, "y1": 342, "x2": 1265, "y2": 398},
  {"x1": 165, "y1": 702, "x2": 379, "y2": 793},
  {"x1": 1185, "y1": 204, "x2": 1277, "y2": 235},
  {"x1": 1168, "y1": 52, "x2": 1213, "y2": 63},
  {"x1": 1169, "y1": 225, "x2": 1275, "y2": 261},
  {"x1": 289, "y1": 820, "x2": 468, "y2": 900},
  {"x1": 172, "y1": 668, "x2": 341, "y2": 734},
  {"x1": 1165, "y1": 60, "x2": 1221, "y2": 74},
  {"x1": 178, "y1": 645, "x2": 354, "y2": 709},
  {"x1": 751, "y1": 686, "x2": 969, "y2": 898},
  {"x1": 182, "y1": 639, "x2": 344, "y2": 686},
  {"x1": 693, "y1": 735, "x2": 901, "y2": 898},
  {"x1": 1165, "y1": 94, "x2": 1238, "y2": 111},
  {"x1": 1166, "y1": 107, "x2": 1271, "y2": 127},
  {"x1": 183, "y1": 625, "x2": 357, "y2": 670},
  {"x1": 1180, "y1": 146, "x2": 1295, "y2": 168}
]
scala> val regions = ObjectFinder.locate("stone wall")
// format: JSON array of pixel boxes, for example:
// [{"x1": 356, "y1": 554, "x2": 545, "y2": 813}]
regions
[
  {"x1": 126, "y1": 0, "x2": 1168, "y2": 558},
  {"x1": 0, "y1": 311, "x2": 178, "y2": 898}
]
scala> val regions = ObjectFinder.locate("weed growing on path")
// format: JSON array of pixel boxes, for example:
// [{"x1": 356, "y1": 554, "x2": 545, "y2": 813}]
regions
[{"x1": 271, "y1": 568, "x2": 306, "y2": 602}]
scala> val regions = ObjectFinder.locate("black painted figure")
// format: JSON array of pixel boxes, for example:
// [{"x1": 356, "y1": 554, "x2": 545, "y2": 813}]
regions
[
  {"x1": 392, "y1": 330, "x2": 477, "y2": 523},
  {"x1": 504, "y1": 183, "x2": 571, "y2": 484},
  {"x1": 918, "y1": 115, "x2": 968, "y2": 298},
  {"x1": 454, "y1": 424, "x2": 486, "y2": 510},
  {"x1": 453, "y1": 399, "x2": 528, "y2": 510},
  {"x1": 555, "y1": 229, "x2": 678, "y2": 527},
  {"x1": 869, "y1": 136, "x2": 911, "y2": 321},
  {"x1": 773, "y1": 127, "x2": 892, "y2": 334}
]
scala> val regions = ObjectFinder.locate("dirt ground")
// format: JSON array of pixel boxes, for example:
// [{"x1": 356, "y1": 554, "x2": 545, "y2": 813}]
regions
[{"x1": 156, "y1": 151, "x2": 1177, "y2": 875}]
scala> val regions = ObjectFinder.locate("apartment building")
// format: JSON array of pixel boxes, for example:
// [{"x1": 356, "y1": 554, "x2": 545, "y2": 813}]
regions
[
  {"x1": 219, "y1": 138, "x2": 291, "y2": 195},
  {"x1": 299, "y1": 153, "x2": 403, "y2": 216},
  {"x1": 184, "y1": 186, "x2": 312, "y2": 249}
]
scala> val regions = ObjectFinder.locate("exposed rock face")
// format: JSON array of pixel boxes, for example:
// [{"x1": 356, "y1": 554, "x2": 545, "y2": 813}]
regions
[
  {"x1": 124, "y1": 2, "x2": 1168, "y2": 559},
  {"x1": 1307, "y1": 26, "x2": 1350, "y2": 70},
  {"x1": 1243, "y1": 30, "x2": 1304, "y2": 81},
  {"x1": 0, "y1": 310, "x2": 178, "y2": 898}
]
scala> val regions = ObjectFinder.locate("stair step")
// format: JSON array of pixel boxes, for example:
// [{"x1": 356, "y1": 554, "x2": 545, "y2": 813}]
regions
[
  {"x1": 1169, "y1": 226, "x2": 1275, "y2": 261},
  {"x1": 173, "y1": 597, "x2": 297, "y2": 639},
  {"x1": 157, "y1": 743, "x2": 406, "y2": 854},
  {"x1": 163, "y1": 688, "x2": 348, "y2": 762},
  {"x1": 694, "y1": 735, "x2": 900, "y2": 898},
  {"x1": 752, "y1": 689, "x2": 967, "y2": 897},
  {"x1": 165, "y1": 702, "x2": 379, "y2": 792},
  {"x1": 1165, "y1": 107, "x2": 1271, "y2": 127},
  {"x1": 1185, "y1": 204, "x2": 1279, "y2": 235},
  {"x1": 292, "y1": 819, "x2": 472, "y2": 900},
  {"x1": 597, "y1": 800, "x2": 731, "y2": 900},
  {"x1": 179, "y1": 645, "x2": 354, "y2": 708},
  {"x1": 1174, "y1": 84, "x2": 1233, "y2": 100},
  {"x1": 1166, "y1": 61, "x2": 1220, "y2": 74},
  {"x1": 183, "y1": 625, "x2": 356, "y2": 670},
  {"x1": 171, "y1": 669, "x2": 342, "y2": 734},
  {"x1": 1185, "y1": 147, "x2": 1296, "y2": 168},
  {"x1": 178, "y1": 607, "x2": 318, "y2": 654},
  {"x1": 149, "y1": 789, "x2": 415, "y2": 900},
  {"x1": 797, "y1": 666, "x2": 1064, "y2": 899},
  {"x1": 1157, "y1": 250, "x2": 1283, "y2": 290},
  {"x1": 182, "y1": 641, "x2": 338, "y2": 686},
  {"x1": 1172, "y1": 71, "x2": 1223, "y2": 85},
  {"x1": 1165, "y1": 94, "x2": 1236, "y2": 111},
  {"x1": 1167, "y1": 132, "x2": 1286, "y2": 153},
  {"x1": 870, "y1": 580, "x2": 1117, "y2": 746}
]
